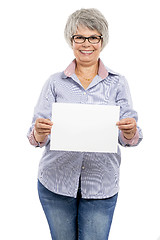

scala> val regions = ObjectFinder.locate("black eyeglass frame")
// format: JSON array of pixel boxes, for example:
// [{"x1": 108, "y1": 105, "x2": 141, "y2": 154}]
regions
[{"x1": 71, "y1": 35, "x2": 103, "y2": 44}]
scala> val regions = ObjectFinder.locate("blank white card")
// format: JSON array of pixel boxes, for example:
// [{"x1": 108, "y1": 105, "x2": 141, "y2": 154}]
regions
[{"x1": 50, "y1": 103, "x2": 120, "y2": 153}]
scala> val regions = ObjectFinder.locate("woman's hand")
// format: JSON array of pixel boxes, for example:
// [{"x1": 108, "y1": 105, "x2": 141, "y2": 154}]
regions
[
  {"x1": 116, "y1": 118, "x2": 137, "y2": 140},
  {"x1": 34, "y1": 118, "x2": 53, "y2": 143}
]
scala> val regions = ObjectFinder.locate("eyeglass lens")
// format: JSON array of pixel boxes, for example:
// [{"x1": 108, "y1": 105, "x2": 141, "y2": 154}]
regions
[{"x1": 73, "y1": 35, "x2": 101, "y2": 44}]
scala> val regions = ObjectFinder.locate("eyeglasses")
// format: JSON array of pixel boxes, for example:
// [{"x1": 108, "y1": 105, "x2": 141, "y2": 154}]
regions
[{"x1": 72, "y1": 35, "x2": 103, "y2": 44}]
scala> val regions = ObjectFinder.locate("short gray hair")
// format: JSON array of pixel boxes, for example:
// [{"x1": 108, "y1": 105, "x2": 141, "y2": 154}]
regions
[{"x1": 64, "y1": 8, "x2": 109, "y2": 50}]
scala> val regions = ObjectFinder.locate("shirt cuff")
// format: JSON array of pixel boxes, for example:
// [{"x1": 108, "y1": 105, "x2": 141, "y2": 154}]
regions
[
  {"x1": 28, "y1": 128, "x2": 48, "y2": 147},
  {"x1": 120, "y1": 129, "x2": 139, "y2": 146}
]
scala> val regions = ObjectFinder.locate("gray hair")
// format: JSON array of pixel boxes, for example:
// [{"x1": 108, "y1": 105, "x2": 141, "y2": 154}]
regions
[{"x1": 64, "y1": 8, "x2": 109, "y2": 50}]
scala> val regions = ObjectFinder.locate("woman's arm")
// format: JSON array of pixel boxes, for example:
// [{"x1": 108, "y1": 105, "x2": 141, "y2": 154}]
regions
[
  {"x1": 27, "y1": 75, "x2": 56, "y2": 147},
  {"x1": 116, "y1": 76, "x2": 143, "y2": 146}
]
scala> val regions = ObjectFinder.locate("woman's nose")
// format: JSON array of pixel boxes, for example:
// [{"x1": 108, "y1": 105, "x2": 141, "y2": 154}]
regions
[{"x1": 82, "y1": 39, "x2": 91, "y2": 47}]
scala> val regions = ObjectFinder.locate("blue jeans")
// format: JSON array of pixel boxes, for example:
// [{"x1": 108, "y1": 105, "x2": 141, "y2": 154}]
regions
[{"x1": 38, "y1": 180, "x2": 118, "y2": 240}]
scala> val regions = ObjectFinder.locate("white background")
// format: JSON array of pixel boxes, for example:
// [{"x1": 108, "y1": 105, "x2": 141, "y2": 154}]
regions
[{"x1": 0, "y1": 0, "x2": 160, "y2": 239}]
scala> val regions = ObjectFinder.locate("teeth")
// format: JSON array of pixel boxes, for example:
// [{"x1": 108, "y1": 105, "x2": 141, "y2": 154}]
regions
[{"x1": 81, "y1": 50, "x2": 93, "y2": 53}]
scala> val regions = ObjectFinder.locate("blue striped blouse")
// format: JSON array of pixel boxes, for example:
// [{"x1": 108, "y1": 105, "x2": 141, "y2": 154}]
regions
[{"x1": 27, "y1": 59, "x2": 143, "y2": 199}]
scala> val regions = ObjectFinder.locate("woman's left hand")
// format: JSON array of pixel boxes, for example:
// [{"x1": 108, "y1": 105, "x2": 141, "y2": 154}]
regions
[{"x1": 116, "y1": 118, "x2": 137, "y2": 140}]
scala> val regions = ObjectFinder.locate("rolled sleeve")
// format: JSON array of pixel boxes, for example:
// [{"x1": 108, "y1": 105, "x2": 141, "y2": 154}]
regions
[
  {"x1": 28, "y1": 128, "x2": 48, "y2": 148},
  {"x1": 119, "y1": 129, "x2": 139, "y2": 147}
]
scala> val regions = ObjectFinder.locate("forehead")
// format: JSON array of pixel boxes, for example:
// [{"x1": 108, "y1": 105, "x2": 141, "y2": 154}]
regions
[{"x1": 75, "y1": 25, "x2": 100, "y2": 36}]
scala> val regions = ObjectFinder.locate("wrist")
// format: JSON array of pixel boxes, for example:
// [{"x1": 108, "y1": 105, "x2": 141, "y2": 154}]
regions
[
  {"x1": 120, "y1": 129, "x2": 139, "y2": 146},
  {"x1": 34, "y1": 128, "x2": 47, "y2": 143},
  {"x1": 123, "y1": 132, "x2": 135, "y2": 140}
]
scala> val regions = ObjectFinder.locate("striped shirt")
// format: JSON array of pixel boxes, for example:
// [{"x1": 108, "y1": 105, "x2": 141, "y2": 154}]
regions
[{"x1": 27, "y1": 58, "x2": 143, "y2": 199}]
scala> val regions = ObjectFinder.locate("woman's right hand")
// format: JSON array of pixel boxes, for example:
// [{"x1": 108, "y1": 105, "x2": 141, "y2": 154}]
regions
[{"x1": 34, "y1": 118, "x2": 53, "y2": 143}]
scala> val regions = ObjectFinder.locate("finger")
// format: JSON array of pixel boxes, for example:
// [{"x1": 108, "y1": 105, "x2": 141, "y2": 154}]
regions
[
  {"x1": 36, "y1": 122, "x2": 53, "y2": 130},
  {"x1": 37, "y1": 129, "x2": 51, "y2": 134},
  {"x1": 118, "y1": 123, "x2": 135, "y2": 131},
  {"x1": 36, "y1": 118, "x2": 53, "y2": 126},
  {"x1": 116, "y1": 118, "x2": 135, "y2": 126},
  {"x1": 35, "y1": 131, "x2": 51, "y2": 136}
]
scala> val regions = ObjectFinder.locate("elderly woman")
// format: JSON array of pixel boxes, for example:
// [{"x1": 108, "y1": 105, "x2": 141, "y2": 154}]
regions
[{"x1": 28, "y1": 8, "x2": 142, "y2": 240}]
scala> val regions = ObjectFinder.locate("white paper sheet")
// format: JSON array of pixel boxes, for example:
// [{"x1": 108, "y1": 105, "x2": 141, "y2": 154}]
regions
[{"x1": 50, "y1": 103, "x2": 120, "y2": 153}]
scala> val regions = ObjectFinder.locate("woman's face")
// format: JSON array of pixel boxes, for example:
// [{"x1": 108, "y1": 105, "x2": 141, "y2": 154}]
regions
[{"x1": 72, "y1": 26, "x2": 102, "y2": 66}]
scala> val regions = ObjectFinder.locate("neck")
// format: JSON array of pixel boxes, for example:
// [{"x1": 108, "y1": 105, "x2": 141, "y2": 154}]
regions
[{"x1": 75, "y1": 60, "x2": 99, "y2": 78}]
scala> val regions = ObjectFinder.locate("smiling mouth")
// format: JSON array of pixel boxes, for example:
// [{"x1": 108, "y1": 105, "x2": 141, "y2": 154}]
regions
[{"x1": 80, "y1": 50, "x2": 94, "y2": 54}]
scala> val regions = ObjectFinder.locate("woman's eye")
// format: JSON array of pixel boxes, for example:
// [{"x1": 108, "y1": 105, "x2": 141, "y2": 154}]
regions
[
  {"x1": 90, "y1": 37, "x2": 97, "y2": 40},
  {"x1": 76, "y1": 36, "x2": 84, "y2": 40}
]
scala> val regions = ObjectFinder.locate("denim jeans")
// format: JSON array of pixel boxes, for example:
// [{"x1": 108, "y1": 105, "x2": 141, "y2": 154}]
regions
[{"x1": 38, "y1": 180, "x2": 118, "y2": 240}]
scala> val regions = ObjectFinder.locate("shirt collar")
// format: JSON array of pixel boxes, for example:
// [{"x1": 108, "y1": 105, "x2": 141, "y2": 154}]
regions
[{"x1": 63, "y1": 58, "x2": 117, "y2": 79}]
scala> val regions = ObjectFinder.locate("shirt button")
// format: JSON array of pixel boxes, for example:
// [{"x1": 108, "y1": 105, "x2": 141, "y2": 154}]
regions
[{"x1": 82, "y1": 166, "x2": 85, "y2": 170}]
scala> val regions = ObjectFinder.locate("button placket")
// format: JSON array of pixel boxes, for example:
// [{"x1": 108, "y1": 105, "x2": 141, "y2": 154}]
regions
[{"x1": 81, "y1": 91, "x2": 88, "y2": 103}]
